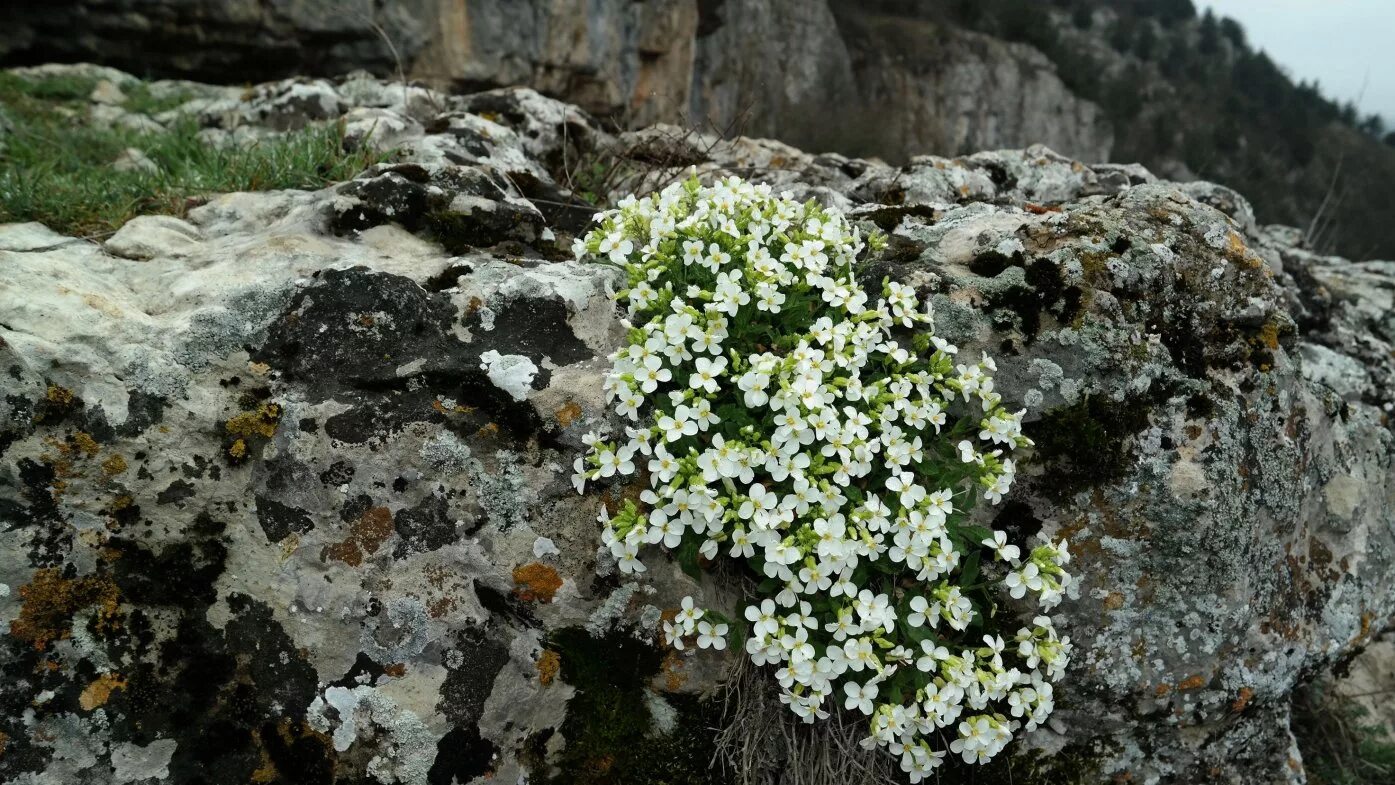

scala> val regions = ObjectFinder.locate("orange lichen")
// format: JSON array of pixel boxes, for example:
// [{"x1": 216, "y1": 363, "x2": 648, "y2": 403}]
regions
[
  {"x1": 1103, "y1": 591, "x2": 1125, "y2": 610},
  {"x1": 9, "y1": 568, "x2": 121, "y2": 651},
  {"x1": 250, "y1": 754, "x2": 276, "y2": 785},
  {"x1": 323, "y1": 507, "x2": 395, "y2": 567},
  {"x1": 659, "y1": 649, "x2": 687, "y2": 692},
  {"x1": 1226, "y1": 231, "x2": 1263, "y2": 269},
  {"x1": 79, "y1": 672, "x2": 127, "y2": 710},
  {"x1": 555, "y1": 401, "x2": 583, "y2": 428},
  {"x1": 1177, "y1": 674, "x2": 1206, "y2": 691},
  {"x1": 226, "y1": 402, "x2": 282, "y2": 439},
  {"x1": 431, "y1": 397, "x2": 474, "y2": 415},
  {"x1": 1231, "y1": 686, "x2": 1254, "y2": 713},
  {"x1": 537, "y1": 649, "x2": 561, "y2": 686},
  {"x1": 383, "y1": 663, "x2": 407, "y2": 678},
  {"x1": 71, "y1": 431, "x2": 100, "y2": 456},
  {"x1": 512, "y1": 562, "x2": 563, "y2": 603},
  {"x1": 101, "y1": 454, "x2": 128, "y2": 476},
  {"x1": 1154, "y1": 684, "x2": 1172, "y2": 697}
]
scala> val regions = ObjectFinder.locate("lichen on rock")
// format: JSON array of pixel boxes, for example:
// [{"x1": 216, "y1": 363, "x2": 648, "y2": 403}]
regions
[{"x1": 1, "y1": 65, "x2": 1393, "y2": 785}]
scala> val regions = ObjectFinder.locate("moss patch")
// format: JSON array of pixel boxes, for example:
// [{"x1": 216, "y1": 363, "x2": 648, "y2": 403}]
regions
[
  {"x1": 545, "y1": 627, "x2": 727, "y2": 785},
  {"x1": 935, "y1": 743, "x2": 1107, "y2": 785},
  {"x1": 1028, "y1": 393, "x2": 1153, "y2": 499}
]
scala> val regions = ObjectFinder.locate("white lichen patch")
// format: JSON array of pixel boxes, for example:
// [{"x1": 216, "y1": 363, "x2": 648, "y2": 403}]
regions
[
  {"x1": 532, "y1": 536, "x2": 560, "y2": 558},
  {"x1": 307, "y1": 685, "x2": 439, "y2": 785},
  {"x1": 111, "y1": 739, "x2": 178, "y2": 784},
  {"x1": 478, "y1": 350, "x2": 537, "y2": 401}
]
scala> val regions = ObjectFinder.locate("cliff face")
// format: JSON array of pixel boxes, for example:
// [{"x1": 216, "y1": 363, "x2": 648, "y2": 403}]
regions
[
  {"x1": 0, "y1": 0, "x2": 1114, "y2": 162},
  {"x1": 2, "y1": 65, "x2": 1394, "y2": 785}
]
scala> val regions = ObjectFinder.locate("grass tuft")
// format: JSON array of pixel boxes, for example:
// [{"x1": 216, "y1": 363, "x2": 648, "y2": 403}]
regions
[{"x1": 0, "y1": 71, "x2": 384, "y2": 237}]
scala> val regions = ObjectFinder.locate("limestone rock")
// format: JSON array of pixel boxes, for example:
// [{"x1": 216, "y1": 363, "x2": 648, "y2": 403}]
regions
[
  {"x1": 103, "y1": 214, "x2": 203, "y2": 260},
  {"x1": 1, "y1": 69, "x2": 1393, "y2": 785},
  {"x1": 89, "y1": 78, "x2": 127, "y2": 105},
  {"x1": 0, "y1": 221, "x2": 80, "y2": 252},
  {"x1": 112, "y1": 147, "x2": 159, "y2": 174},
  {"x1": 4, "y1": 2, "x2": 1112, "y2": 161}
]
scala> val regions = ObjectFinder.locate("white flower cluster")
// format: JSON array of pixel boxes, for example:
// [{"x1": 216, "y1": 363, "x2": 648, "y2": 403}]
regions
[{"x1": 573, "y1": 175, "x2": 1072, "y2": 778}]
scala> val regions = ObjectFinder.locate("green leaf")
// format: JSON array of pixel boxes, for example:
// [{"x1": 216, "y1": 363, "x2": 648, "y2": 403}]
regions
[
  {"x1": 956, "y1": 524, "x2": 993, "y2": 547},
  {"x1": 675, "y1": 537, "x2": 703, "y2": 579},
  {"x1": 960, "y1": 550, "x2": 981, "y2": 589}
]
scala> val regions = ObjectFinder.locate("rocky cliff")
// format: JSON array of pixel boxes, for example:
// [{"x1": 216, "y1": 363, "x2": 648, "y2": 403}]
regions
[
  {"x1": 1, "y1": 0, "x2": 1114, "y2": 163},
  {"x1": 2, "y1": 66, "x2": 1394, "y2": 785}
]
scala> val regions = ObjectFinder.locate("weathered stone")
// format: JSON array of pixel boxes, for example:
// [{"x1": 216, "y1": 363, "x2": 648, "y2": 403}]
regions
[
  {"x1": 103, "y1": 215, "x2": 202, "y2": 260},
  {"x1": 0, "y1": 221, "x2": 80, "y2": 252},
  {"x1": 89, "y1": 78, "x2": 126, "y2": 105},
  {"x1": 4, "y1": 3, "x2": 1113, "y2": 161},
  {"x1": 112, "y1": 147, "x2": 158, "y2": 174},
  {"x1": 2, "y1": 69, "x2": 1393, "y2": 785}
]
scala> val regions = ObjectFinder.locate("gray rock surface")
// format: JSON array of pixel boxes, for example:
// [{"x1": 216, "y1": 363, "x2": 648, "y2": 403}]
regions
[
  {"x1": 103, "y1": 215, "x2": 203, "y2": 260},
  {"x1": 2, "y1": 68, "x2": 1394, "y2": 785}
]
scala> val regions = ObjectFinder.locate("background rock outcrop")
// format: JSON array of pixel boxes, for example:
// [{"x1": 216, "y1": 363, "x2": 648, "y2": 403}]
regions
[
  {"x1": 2, "y1": 68, "x2": 1394, "y2": 785},
  {"x1": 11, "y1": 1, "x2": 1395, "y2": 263},
  {"x1": 1, "y1": 0, "x2": 1114, "y2": 164}
]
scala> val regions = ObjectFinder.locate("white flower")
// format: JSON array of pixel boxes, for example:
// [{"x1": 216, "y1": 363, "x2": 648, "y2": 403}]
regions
[
  {"x1": 598, "y1": 231, "x2": 633, "y2": 263},
  {"x1": 843, "y1": 681, "x2": 878, "y2": 715},
  {"x1": 595, "y1": 445, "x2": 634, "y2": 477},
  {"x1": 637, "y1": 355, "x2": 672, "y2": 393},
  {"x1": 745, "y1": 599, "x2": 780, "y2": 638},
  {"x1": 982, "y1": 530, "x2": 1020, "y2": 563},
  {"x1": 1004, "y1": 562, "x2": 1042, "y2": 599},
  {"x1": 575, "y1": 175, "x2": 1064, "y2": 771},
  {"x1": 906, "y1": 595, "x2": 932, "y2": 628},
  {"x1": 657, "y1": 411, "x2": 698, "y2": 443},
  {"x1": 690, "y1": 356, "x2": 727, "y2": 393},
  {"x1": 697, "y1": 620, "x2": 728, "y2": 650}
]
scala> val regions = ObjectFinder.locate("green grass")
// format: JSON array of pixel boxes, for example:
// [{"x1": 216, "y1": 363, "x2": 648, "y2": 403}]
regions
[
  {"x1": 0, "y1": 71, "x2": 384, "y2": 237},
  {"x1": 1293, "y1": 685, "x2": 1395, "y2": 785}
]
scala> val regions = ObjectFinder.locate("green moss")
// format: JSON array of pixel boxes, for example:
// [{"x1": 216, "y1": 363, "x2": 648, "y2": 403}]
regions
[
  {"x1": 545, "y1": 627, "x2": 727, "y2": 785},
  {"x1": 1028, "y1": 393, "x2": 1153, "y2": 499},
  {"x1": 0, "y1": 71, "x2": 384, "y2": 237},
  {"x1": 936, "y1": 742, "x2": 1108, "y2": 785}
]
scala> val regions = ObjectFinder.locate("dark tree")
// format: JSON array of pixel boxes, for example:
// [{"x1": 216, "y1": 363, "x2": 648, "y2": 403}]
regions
[
  {"x1": 1220, "y1": 16, "x2": 1246, "y2": 48},
  {"x1": 1198, "y1": 10, "x2": 1220, "y2": 54}
]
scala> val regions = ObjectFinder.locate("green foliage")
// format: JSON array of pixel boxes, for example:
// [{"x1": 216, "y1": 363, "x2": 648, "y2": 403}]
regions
[
  {"x1": 0, "y1": 71, "x2": 384, "y2": 237},
  {"x1": 577, "y1": 177, "x2": 1071, "y2": 774},
  {"x1": 1293, "y1": 686, "x2": 1395, "y2": 785},
  {"x1": 1027, "y1": 393, "x2": 1152, "y2": 500},
  {"x1": 545, "y1": 627, "x2": 727, "y2": 785}
]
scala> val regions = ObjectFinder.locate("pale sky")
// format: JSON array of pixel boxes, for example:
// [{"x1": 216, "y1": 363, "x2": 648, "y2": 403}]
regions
[{"x1": 1203, "y1": 1, "x2": 1395, "y2": 125}]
